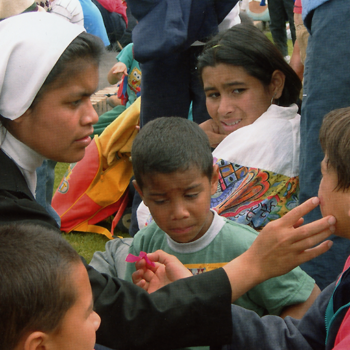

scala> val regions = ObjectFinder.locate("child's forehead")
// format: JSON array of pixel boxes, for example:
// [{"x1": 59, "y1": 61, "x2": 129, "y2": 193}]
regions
[{"x1": 142, "y1": 169, "x2": 209, "y2": 191}]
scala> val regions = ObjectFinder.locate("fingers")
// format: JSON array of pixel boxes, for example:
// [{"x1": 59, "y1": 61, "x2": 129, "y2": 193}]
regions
[
  {"x1": 147, "y1": 250, "x2": 179, "y2": 265},
  {"x1": 292, "y1": 215, "x2": 336, "y2": 243},
  {"x1": 296, "y1": 240, "x2": 333, "y2": 265},
  {"x1": 132, "y1": 268, "x2": 144, "y2": 284},
  {"x1": 280, "y1": 197, "x2": 321, "y2": 226},
  {"x1": 135, "y1": 279, "x2": 148, "y2": 290},
  {"x1": 293, "y1": 217, "x2": 304, "y2": 229},
  {"x1": 292, "y1": 219, "x2": 334, "y2": 251}
]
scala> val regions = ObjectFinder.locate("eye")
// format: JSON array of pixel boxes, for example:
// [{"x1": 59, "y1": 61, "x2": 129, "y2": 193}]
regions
[
  {"x1": 185, "y1": 193, "x2": 199, "y2": 199},
  {"x1": 232, "y1": 88, "x2": 245, "y2": 94},
  {"x1": 71, "y1": 99, "x2": 82, "y2": 107},
  {"x1": 153, "y1": 199, "x2": 167, "y2": 205},
  {"x1": 206, "y1": 92, "x2": 220, "y2": 99}
]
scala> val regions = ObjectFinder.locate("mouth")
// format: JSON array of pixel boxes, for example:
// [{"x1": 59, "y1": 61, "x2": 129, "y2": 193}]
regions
[
  {"x1": 170, "y1": 226, "x2": 194, "y2": 234},
  {"x1": 222, "y1": 119, "x2": 241, "y2": 126},
  {"x1": 75, "y1": 133, "x2": 92, "y2": 144},
  {"x1": 221, "y1": 119, "x2": 242, "y2": 133}
]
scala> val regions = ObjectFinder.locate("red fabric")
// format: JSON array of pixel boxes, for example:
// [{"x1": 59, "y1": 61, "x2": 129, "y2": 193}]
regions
[
  {"x1": 334, "y1": 308, "x2": 350, "y2": 348},
  {"x1": 294, "y1": 0, "x2": 302, "y2": 14},
  {"x1": 96, "y1": 0, "x2": 127, "y2": 25},
  {"x1": 333, "y1": 256, "x2": 350, "y2": 348}
]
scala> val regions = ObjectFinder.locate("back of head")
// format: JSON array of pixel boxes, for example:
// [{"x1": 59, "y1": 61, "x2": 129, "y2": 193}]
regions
[
  {"x1": 197, "y1": 23, "x2": 301, "y2": 107},
  {"x1": 0, "y1": 223, "x2": 80, "y2": 350},
  {"x1": 132, "y1": 117, "x2": 213, "y2": 189},
  {"x1": 319, "y1": 107, "x2": 350, "y2": 191}
]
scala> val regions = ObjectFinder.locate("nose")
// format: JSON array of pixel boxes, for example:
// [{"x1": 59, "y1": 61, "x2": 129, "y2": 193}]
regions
[
  {"x1": 81, "y1": 100, "x2": 99, "y2": 126},
  {"x1": 92, "y1": 311, "x2": 101, "y2": 331},
  {"x1": 217, "y1": 95, "x2": 234, "y2": 117},
  {"x1": 170, "y1": 200, "x2": 190, "y2": 220}
]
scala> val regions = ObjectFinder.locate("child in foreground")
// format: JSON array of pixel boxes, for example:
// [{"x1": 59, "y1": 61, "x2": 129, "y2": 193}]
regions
[
  {"x1": 0, "y1": 222, "x2": 108, "y2": 350},
  {"x1": 134, "y1": 107, "x2": 350, "y2": 349},
  {"x1": 125, "y1": 117, "x2": 319, "y2": 320}
]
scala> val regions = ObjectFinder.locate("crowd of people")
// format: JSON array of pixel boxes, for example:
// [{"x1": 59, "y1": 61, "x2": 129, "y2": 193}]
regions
[{"x1": 1, "y1": 0, "x2": 350, "y2": 349}]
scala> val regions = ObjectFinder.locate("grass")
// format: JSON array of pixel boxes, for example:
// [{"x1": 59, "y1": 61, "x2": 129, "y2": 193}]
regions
[
  {"x1": 54, "y1": 29, "x2": 293, "y2": 263},
  {"x1": 54, "y1": 162, "x2": 129, "y2": 263}
]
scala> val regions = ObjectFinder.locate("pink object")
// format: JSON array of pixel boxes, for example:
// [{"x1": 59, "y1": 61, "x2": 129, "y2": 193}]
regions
[{"x1": 126, "y1": 251, "x2": 155, "y2": 267}]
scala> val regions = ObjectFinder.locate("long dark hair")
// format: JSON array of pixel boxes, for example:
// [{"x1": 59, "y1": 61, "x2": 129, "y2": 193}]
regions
[{"x1": 197, "y1": 23, "x2": 301, "y2": 106}]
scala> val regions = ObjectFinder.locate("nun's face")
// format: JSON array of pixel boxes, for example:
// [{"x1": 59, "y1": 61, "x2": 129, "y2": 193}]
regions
[{"x1": 8, "y1": 61, "x2": 99, "y2": 163}]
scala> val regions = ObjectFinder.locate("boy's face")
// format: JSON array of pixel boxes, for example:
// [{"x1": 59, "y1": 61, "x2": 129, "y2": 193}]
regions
[
  {"x1": 135, "y1": 166, "x2": 219, "y2": 243},
  {"x1": 318, "y1": 157, "x2": 350, "y2": 238},
  {"x1": 45, "y1": 262, "x2": 100, "y2": 350}
]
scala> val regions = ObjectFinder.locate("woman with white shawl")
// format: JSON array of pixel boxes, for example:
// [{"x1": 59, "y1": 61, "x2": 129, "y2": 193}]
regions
[{"x1": 198, "y1": 23, "x2": 302, "y2": 231}]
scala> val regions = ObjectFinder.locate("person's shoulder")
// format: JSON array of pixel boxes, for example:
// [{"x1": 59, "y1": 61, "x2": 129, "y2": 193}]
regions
[
  {"x1": 133, "y1": 221, "x2": 167, "y2": 248},
  {"x1": 221, "y1": 218, "x2": 259, "y2": 237},
  {"x1": 217, "y1": 218, "x2": 258, "y2": 252}
]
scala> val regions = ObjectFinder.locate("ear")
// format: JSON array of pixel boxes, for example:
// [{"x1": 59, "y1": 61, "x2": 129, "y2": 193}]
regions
[
  {"x1": 210, "y1": 164, "x2": 219, "y2": 196},
  {"x1": 23, "y1": 331, "x2": 48, "y2": 350},
  {"x1": 132, "y1": 179, "x2": 146, "y2": 204},
  {"x1": 270, "y1": 70, "x2": 285, "y2": 101}
]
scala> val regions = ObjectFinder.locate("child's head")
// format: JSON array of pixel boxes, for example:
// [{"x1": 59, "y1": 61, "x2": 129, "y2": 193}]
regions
[
  {"x1": 132, "y1": 117, "x2": 218, "y2": 243},
  {"x1": 0, "y1": 223, "x2": 100, "y2": 350},
  {"x1": 0, "y1": 12, "x2": 104, "y2": 163},
  {"x1": 318, "y1": 107, "x2": 350, "y2": 238},
  {"x1": 197, "y1": 23, "x2": 301, "y2": 135}
]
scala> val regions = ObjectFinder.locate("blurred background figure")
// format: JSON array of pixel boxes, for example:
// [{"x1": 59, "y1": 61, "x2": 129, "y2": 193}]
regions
[{"x1": 268, "y1": 0, "x2": 295, "y2": 62}]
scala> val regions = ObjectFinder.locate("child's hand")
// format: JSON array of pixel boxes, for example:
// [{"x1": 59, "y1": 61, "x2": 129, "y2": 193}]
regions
[
  {"x1": 107, "y1": 62, "x2": 128, "y2": 85},
  {"x1": 132, "y1": 250, "x2": 192, "y2": 293},
  {"x1": 223, "y1": 197, "x2": 335, "y2": 302},
  {"x1": 199, "y1": 119, "x2": 227, "y2": 148},
  {"x1": 112, "y1": 61, "x2": 128, "y2": 76}
]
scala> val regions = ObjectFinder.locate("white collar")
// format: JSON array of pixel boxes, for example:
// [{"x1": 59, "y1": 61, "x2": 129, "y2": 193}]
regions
[
  {"x1": 166, "y1": 210, "x2": 226, "y2": 253},
  {"x1": 1, "y1": 131, "x2": 44, "y2": 196}
]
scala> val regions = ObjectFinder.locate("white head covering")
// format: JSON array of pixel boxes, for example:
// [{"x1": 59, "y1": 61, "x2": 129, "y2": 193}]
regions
[{"x1": 0, "y1": 12, "x2": 84, "y2": 121}]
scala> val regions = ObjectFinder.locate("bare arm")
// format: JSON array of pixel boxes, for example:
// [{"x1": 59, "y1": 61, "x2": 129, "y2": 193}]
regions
[
  {"x1": 279, "y1": 284, "x2": 321, "y2": 319},
  {"x1": 107, "y1": 61, "x2": 128, "y2": 85}
]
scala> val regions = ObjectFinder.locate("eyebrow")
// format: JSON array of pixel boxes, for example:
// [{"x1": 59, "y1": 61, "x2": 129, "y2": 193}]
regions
[
  {"x1": 203, "y1": 81, "x2": 246, "y2": 92},
  {"x1": 148, "y1": 184, "x2": 202, "y2": 197}
]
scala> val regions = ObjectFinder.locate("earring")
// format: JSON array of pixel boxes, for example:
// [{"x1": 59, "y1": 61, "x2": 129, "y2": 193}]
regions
[{"x1": 270, "y1": 93, "x2": 277, "y2": 105}]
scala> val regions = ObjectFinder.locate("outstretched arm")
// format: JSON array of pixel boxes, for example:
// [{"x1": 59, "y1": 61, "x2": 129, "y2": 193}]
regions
[
  {"x1": 107, "y1": 61, "x2": 128, "y2": 85},
  {"x1": 133, "y1": 197, "x2": 335, "y2": 301}
]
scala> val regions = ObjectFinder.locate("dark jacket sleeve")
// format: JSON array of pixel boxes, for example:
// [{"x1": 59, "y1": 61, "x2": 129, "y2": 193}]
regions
[
  {"x1": 0, "y1": 189, "x2": 59, "y2": 228},
  {"x1": 86, "y1": 261, "x2": 233, "y2": 349},
  {"x1": 127, "y1": 0, "x2": 238, "y2": 62},
  {"x1": 221, "y1": 282, "x2": 335, "y2": 350}
]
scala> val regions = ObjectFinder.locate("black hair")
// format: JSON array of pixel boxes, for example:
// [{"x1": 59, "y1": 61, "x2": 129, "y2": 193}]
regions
[
  {"x1": 30, "y1": 31, "x2": 104, "y2": 109},
  {"x1": 197, "y1": 23, "x2": 301, "y2": 107},
  {"x1": 319, "y1": 107, "x2": 350, "y2": 191},
  {"x1": 0, "y1": 223, "x2": 81, "y2": 350},
  {"x1": 132, "y1": 117, "x2": 213, "y2": 189}
]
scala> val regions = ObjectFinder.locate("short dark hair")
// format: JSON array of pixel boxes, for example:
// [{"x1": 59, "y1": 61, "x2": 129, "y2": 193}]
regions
[
  {"x1": 197, "y1": 23, "x2": 301, "y2": 107},
  {"x1": 132, "y1": 117, "x2": 213, "y2": 189},
  {"x1": 319, "y1": 107, "x2": 350, "y2": 191},
  {"x1": 0, "y1": 223, "x2": 81, "y2": 350},
  {"x1": 31, "y1": 31, "x2": 104, "y2": 109}
]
